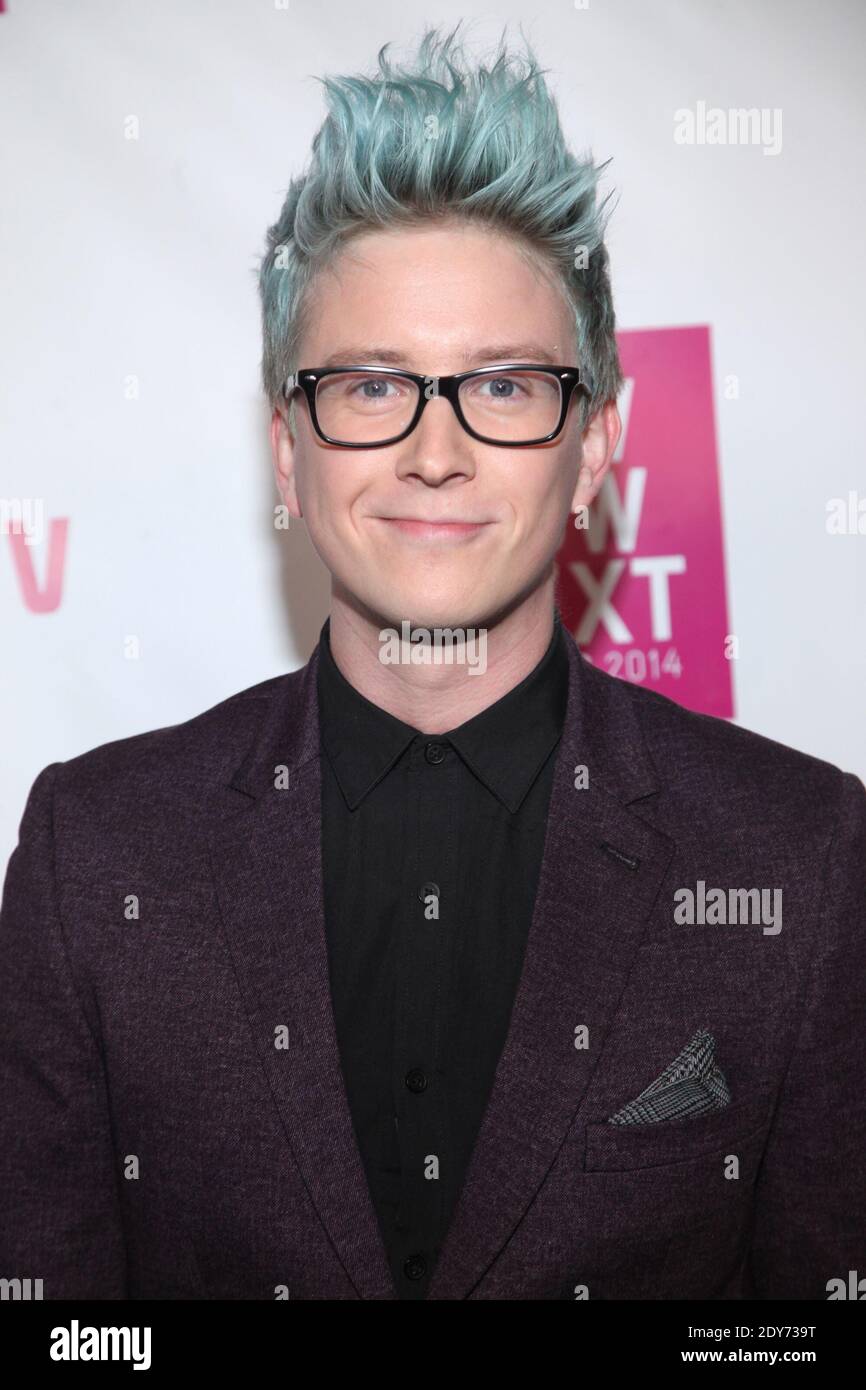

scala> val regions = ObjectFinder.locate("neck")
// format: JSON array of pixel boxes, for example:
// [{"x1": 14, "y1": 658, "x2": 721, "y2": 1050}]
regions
[{"x1": 326, "y1": 576, "x2": 557, "y2": 734}]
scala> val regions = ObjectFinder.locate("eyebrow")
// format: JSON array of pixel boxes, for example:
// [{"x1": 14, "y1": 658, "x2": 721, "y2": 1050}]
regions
[{"x1": 316, "y1": 343, "x2": 559, "y2": 371}]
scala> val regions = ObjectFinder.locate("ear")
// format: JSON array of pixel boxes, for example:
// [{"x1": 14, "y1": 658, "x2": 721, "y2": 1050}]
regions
[
  {"x1": 570, "y1": 399, "x2": 622, "y2": 515},
  {"x1": 269, "y1": 402, "x2": 303, "y2": 519}
]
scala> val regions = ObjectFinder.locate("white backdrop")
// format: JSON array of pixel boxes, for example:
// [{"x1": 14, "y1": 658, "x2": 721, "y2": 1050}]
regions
[{"x1": 2, "y1": 0, "x2": 865, "y2": 868}]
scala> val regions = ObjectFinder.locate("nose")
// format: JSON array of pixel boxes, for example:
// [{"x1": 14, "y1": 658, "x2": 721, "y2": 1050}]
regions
[{"x1": 393, "y1": 393, "x2": 477, "y2": 486}]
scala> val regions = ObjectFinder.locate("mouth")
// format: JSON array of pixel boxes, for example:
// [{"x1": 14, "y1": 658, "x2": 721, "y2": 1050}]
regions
[{"x1": 375, "y1": 517, "x2": 492, "y2": 542}]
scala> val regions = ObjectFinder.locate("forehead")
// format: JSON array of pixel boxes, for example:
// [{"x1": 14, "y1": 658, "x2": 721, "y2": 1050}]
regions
[{"x1": 298, "y1": 220, "x2": 575, "y2": 367}]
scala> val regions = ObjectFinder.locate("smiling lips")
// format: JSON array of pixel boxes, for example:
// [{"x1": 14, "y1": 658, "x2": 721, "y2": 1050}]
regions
[{"x1": 377, "y1": 517, "x2": 491, "y2": 541}]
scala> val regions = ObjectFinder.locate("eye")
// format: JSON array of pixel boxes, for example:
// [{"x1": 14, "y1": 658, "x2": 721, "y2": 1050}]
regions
[
  {"x1": 464, "y1": 371, "x2": 557, "y2": 408},
  {"x1": 350, "y1": 376, "x2": 400, "y2": 400},
  {"x1": 333, "y1": 372, "x2": 415, "y2": 408},
  {"x1": 475, "y1": 375, "x2": 526, "y2": 401}
]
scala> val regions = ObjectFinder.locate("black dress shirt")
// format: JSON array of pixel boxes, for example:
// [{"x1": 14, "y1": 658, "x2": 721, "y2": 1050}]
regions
[{"x1": 317, "y1": 611, "x2": 569, "y2": 1298}]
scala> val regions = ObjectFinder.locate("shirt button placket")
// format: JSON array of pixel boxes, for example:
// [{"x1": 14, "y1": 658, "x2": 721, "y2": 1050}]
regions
[{"x1": 395, "y1": 735, "x2": 450, "y2": 1292}]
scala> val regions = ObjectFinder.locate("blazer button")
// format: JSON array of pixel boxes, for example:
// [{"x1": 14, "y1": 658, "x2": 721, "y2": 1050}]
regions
[
  {"x1": 418, "y1": 881, "x2": 440, "y2": 902},
  {"x1": 405, "y1": 1068, "x2": 428, "y2": 1094},
  {"x1": 403, "y1": 1253, "x2": 427, "y2": 1280}
]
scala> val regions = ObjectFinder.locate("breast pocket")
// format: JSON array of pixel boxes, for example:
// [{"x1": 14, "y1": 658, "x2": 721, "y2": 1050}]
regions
[{"x1": 583, "y1": 1090, "x2": 773, "y2": 1173}]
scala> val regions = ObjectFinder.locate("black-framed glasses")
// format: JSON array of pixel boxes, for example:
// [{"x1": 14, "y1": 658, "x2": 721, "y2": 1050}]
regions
[{"x1": 281, "y1": 363, "x2": 593, "y2": 448}]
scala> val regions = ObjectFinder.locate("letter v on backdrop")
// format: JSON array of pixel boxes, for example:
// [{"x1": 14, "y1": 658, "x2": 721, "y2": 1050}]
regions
[{"x1": 6, "y1": 519, "x2": 69, "y2": 613}]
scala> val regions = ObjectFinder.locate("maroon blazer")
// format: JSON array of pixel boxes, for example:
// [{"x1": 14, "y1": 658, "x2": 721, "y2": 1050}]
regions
[{"x1": 2, "y1": 628, "x2": 865, "y2": 1299}]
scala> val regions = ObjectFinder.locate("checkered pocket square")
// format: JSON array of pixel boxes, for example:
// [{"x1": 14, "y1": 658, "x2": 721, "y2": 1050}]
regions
[{"x1": 607, "y1": 1028, "x2": 731, "y2": 1125}]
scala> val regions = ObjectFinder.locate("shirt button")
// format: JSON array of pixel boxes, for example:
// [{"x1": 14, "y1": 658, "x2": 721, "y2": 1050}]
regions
[
  {"x1": 425, "y1": 741, "x2": 447, "y2": 764},
  {"x1": 403, "y1": 1253, "x2": 427, "y2": 1280},
  {"x1": 417, "y1": 881, "x2": 440, "y2": 902},
  {"x1": 405, "y1": 1068, "x2": 428, "y2": 1094}
]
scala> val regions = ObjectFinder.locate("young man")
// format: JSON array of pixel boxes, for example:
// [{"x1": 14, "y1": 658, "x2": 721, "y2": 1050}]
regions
[{"x1": 1, "y1": 28, "x2": 864, "y2": 1302}]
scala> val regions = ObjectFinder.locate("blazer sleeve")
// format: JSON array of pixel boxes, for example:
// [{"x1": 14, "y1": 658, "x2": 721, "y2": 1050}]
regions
[
  {"x1": 0, "y1": 763, "x2": 127, "y2": 1298},
  {"x1": 747, "y1": 769, "x2": 866, "y2": 1298}
]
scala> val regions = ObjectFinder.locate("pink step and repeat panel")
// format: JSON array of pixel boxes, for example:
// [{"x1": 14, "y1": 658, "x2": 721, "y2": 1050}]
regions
[{"x1": 556, "y1": 325, "x2": 734, "y2": 719}]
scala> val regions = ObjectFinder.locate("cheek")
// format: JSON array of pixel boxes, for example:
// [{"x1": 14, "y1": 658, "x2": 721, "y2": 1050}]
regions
[
  {"x1": 505, "y1": 457, "x2": 574, "y2": 544},
  {"x1": 295, "y1": 452, "x2": 359, "y2": 536}
]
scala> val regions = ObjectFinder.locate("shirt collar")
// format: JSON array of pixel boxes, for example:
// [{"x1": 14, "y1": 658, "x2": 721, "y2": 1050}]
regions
[{"x1": 316, "y1": 610, "x2": 570, "y2": 814}]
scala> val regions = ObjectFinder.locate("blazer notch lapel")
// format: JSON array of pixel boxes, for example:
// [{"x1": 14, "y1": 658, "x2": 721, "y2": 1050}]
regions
[{"x1": 206, "y1": 647, "x2": 396, "y2": 1300}]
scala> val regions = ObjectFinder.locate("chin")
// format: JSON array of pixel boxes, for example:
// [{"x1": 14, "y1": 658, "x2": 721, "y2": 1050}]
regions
[{"x1": 369, "y1": 589, "x2": 501, "y2": 634}]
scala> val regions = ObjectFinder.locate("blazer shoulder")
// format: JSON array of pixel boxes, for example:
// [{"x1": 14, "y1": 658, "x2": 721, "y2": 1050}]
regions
[
  {"x1": 608, "y1": 668, "x2": 863, "y2": 829},
  {"x1": 45, "y1": 666, "x2": 307, "y2": 817}
]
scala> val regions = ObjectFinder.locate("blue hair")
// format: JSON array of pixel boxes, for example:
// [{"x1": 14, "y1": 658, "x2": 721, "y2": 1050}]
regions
[{"x1": 258, "y1": 23, "x2": 623, "y2": 420}]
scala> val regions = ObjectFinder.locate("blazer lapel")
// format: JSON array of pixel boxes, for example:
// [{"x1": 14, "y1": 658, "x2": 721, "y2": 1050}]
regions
[
  {"x1": 426, "y1": 632, "x2": 676, "y2": 1299},
  {"x1": 207, "y1": 647, "x2": 396, "y2": 1300}
]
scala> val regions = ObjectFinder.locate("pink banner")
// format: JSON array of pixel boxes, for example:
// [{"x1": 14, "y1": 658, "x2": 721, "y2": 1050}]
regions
[{"x1": 556, "y1": 325, "x2": 734, "y2": 718}]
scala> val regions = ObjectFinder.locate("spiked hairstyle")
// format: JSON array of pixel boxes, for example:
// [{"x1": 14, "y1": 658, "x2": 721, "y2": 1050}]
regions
[{"x1": 258, "y1": 24, "x2": 624, "y2": 426}]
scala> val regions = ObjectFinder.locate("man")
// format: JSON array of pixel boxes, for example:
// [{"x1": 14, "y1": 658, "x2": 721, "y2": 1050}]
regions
[{"x1": 1, "y1": 27, "x2": 864, "y2": 1301}]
